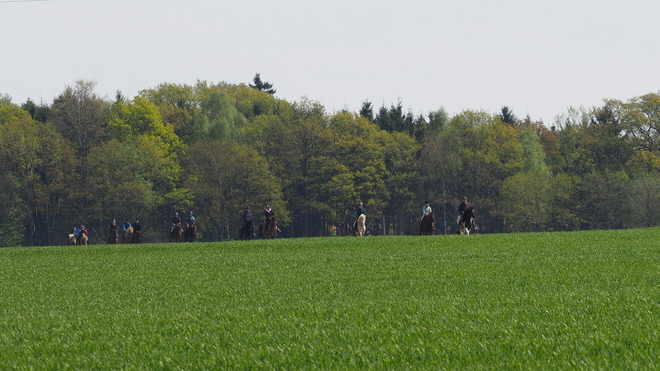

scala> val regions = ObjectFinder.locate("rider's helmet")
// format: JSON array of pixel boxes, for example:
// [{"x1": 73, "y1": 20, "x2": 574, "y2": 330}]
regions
[{"x1": 266, "y1": 204, "x2": 270, "y2": 209}]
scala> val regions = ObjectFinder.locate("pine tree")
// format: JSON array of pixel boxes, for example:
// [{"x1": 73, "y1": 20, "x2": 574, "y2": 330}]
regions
[{"x1": 249, "y1": 73, "x2": 277, "y2": 95}]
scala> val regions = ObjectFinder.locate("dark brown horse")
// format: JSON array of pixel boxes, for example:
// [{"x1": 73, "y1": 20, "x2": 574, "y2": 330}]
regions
[
  {"x1": 170, "y1": 223, "x2": 183, "y2": 242},
  {"x1": 240, "y1": 220, "x2": 253, "y2": 240},
  {"x1": 184, "y1": 223, "x2": 197, "y2": 242},
  {"x1": 131, "y1": 230, "x2": 143, "y2": 243},
  {"x1": 259, "y1": 216, "x2": 278, "y2": 239},
  {"x1": 108, "y1": 228, "x2": 119, "y2": 244},
  {"x1": 419, "y1": 211, "x2": 436, "y2": 235},
  {"x1": 459, "y1": 205, "x2": 475, "y2": 235}
]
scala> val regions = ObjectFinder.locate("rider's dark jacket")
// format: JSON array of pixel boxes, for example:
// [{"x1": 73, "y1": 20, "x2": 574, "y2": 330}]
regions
[{"x1": 458, "y1": 202, "x2": 470, "y2": 215}]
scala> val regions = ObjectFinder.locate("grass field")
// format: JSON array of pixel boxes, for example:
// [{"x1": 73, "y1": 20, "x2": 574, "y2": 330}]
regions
[{"x1": 1, "y1": 229, "x2": 659, "y2": 369}]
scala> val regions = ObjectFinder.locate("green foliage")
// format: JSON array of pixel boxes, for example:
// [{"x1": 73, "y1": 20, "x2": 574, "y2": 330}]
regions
[
  {"x1": 626, "y1": 173, "x2": 660, "y2": 228},
  {"x1": 519, "y1": 125, "x2": 551, "y2": 177},
  {"x1": 226, "y1": 84, "x2": 279, "y2": 119},
  {"x1": 188, "y1": 90, "x2": 247, "y2": 144},
  {"x1": 2, "y1": 230, "x2": 660, "y2": 368},
  {"x1": 0, "y1": 103, "x2": 74, "y2": 245},
  {"x1": 498, "y1": 172, "x2": 551, "y2": 232},
  {"x1": 548, "y1": 173, "x2": 582, "y2": 231},
  {"x1": 138, "y1": 82, "x2": 198, "y2": 141},
  {"x1": 49, "y1": 80, "x2": 110, "y2": 159}
]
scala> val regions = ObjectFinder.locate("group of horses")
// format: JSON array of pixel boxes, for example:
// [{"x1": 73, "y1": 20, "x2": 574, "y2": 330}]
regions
[
  {"x1": 419, "y1": 206, "x2": 476, "y2": 236},
  {"x1": 68, "y1": 231, "x2": 89, "y2": 245},
  {"x1": 170, "y1": 223, "x2": 197, "y2": 243},
  {"x1": 75, "y1": 207, "x2": 474, "y2": 244},
  {"x1": 108, "y1": 226, "x2": 144, "y2": 244},
  {"x1": 240, "y1": 216, "x2": 279, "y2": 240}
]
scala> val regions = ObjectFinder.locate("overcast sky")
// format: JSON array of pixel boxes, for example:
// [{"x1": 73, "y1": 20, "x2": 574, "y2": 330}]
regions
[{"x1": 2, "y1": 0, "x2": 659, "y2": 124}]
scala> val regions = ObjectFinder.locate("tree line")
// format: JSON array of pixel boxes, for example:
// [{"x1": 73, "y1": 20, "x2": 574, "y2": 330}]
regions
[{"x1": 1, "y1": 78, "x2": 660, "y2": 246}]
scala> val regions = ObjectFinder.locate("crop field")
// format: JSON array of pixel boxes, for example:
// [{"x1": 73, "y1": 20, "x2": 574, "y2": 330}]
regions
[{"x1": 1, "y1": 229, "x2": 660, "y2": 369}]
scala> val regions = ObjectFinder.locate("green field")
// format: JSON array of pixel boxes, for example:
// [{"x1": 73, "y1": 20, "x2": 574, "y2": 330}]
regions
[{"x1": 1, "y1": 230, "x2": 659, "y2": 369}]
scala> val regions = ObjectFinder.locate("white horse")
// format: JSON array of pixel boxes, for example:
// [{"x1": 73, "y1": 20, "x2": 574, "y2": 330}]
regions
[{"x1": 355, "y1": 214, "x2": 367, "y2": 237}]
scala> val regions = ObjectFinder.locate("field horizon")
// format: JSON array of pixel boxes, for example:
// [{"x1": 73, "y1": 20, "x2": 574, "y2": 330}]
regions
[{"x1": 1, "y1": 229, "x2": 659, "y2": 369}]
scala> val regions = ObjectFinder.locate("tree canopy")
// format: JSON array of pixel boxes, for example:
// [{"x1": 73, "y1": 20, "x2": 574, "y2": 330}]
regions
[{"x1": 3, "y1": 80, "x2": 660, "y2": 244}]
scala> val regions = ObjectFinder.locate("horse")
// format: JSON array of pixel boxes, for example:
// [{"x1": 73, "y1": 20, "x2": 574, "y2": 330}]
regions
[
  {"x1": 419, "y1": 211, "x2": 436, "y2": 235},
  {"x1": 240, "y1": 220, "x2": 254, "y2": 240},
  {"x1": 170, "y1": 223, "x2": 183, "y2": 242},
  {"x1": 131, "y1": 230, "x2": 143, "y2": 243},
  {"x1": 259, "y1": 216, "x2": 278, "y2": 239},
  {"x1": 123, "y1": 226, "x2": 134, "y2": 243},
  {"x1": 77, "y1": 232, "x2": 88, "y2": 246},
  {"x1": 68, "y1": 231, "x2": 77, "y2": 245},
  {"x1": 355, "y1": 214, "x2": 366, "y2": 237},
  {"x1": 459, "y1": 205, "x2": 476, "y2": 235},
  {"x1": 108, "y1": 229, "x2": 119, "y2": 244},
  {"x1": 184, "y1": 223, "x2": 197, "y2": 242}
]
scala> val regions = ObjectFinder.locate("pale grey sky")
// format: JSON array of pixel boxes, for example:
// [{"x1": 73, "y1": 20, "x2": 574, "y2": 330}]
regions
[{"x1": 2, "y1": 0, "x2": 659, "y2": 124}]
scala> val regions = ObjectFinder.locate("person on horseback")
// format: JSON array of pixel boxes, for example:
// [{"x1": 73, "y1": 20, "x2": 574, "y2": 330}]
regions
[
  {"x1": 109, "y1": 219, "x2": 119, "y2": 243},
  {"x1": 354, "y1": 202, "x2": 366, "y2": 231},
  {"x1": 122, "y1": 219, "x2": 132, "y2": 232},
  {"x1": 457, "y1": 196, "x2": 472, "y2": 233},
  {"x1": 185, "y1": 211, "x2": 196, "y2": 227},
  {"x1": 171, "y1": 212, "x2": 181, "y2": 233},
  {"x1": 264, "y1": 204, "x2": 275, "y2": 229},
  {"x1": 243, "y1": 206, "x2": 252, "y2": 224},
  {"x1": 420, "y1": 201, "x2": 435, "y2": 231},
  {"x1": 132, "y1": 218, "x2": 143, "y2": 243},
  {"x1": 75, "y1": 225, "x2": 87, "y2": 244},
  {"x1": 133, "y1": 219, "x2": 142, "y2": 232},
  {"x1": 241, "y1": 206, "x2": 253, "y2": 239}
]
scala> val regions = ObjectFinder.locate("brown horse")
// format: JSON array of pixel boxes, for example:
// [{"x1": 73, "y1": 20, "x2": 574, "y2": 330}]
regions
[
  {"x1": 419, "y1": 211, "x2": 436, "y2": 235},
  {"x1": 259, "y1": 216, "x2": 278, "y2": 239},
  {"x1": 108, "y1": 229, "x2": 119, "y2": 244},
  {"x1": 170, "y1": 223, "x2": 183, "y2": 242},
  {"x1": 184, "y1": 223, "x2": 197, "y2": 242},
  {"x1": 123, "y1": 226, "x2": 134, "y2": 243}
]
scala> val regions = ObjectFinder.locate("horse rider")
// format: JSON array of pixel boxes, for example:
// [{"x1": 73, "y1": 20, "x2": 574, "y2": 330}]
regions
[
  {"x1": 457, "y1": 196, "x2": 471, "y2": 231},
  {"x1": 133, "y1": 219, "x2": 142, "y2": 233},
  {"x1": 420, "y1": 201, "x2": 435, "y2": 231},
  {"x1": 75, "y1": 225, "x2": 87, "y2": 244},
  {"x1": 264, "y1": 204, "x2": 275, "y2": 229},
  {"x1": 264, "y1": 205, "x2": 282, "y2": 233},
  {"x1": 354, "y1": 202, "x2": 366, "y2": 231},
  {"x1": 171, "y1": 212, "x2": 181, "y2": 233},
  {"x1": 122, "y1": 219, "x2": 132, "y2": 232},
  {"x1": 243, "y1": 206, "x2": 252, "y2": 225},
  {"x1": 185, "y1": 211, "x2": 196, "y2": 227},
  {"x1": 133, "y1": 218, "x2": 143, "y2": 242},
  {"x1": 109, "y1": 219, "x2": 119, "y2": 241}
]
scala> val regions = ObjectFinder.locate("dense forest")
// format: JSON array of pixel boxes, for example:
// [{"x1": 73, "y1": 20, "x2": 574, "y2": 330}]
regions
[{"x1": 1, "y1": 78, "x2": 659, "y2": 246}]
